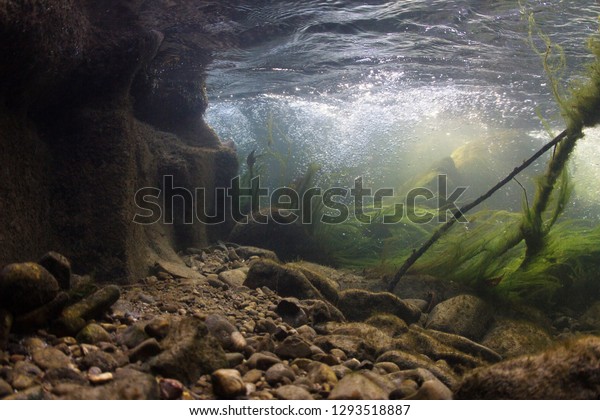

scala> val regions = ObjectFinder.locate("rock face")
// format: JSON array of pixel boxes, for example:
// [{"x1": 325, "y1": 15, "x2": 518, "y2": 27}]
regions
[
  {"x1": 0, "y1": 0, "x2": 239, "y2": 282},
  {"x1": 456, "y1": 336, "x2": 600, "y2": 399}
]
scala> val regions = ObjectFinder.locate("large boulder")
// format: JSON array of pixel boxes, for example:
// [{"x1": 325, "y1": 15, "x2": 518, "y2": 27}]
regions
[
  {"x1": 425, "y1": 294, "x2": 493, "y2": 341},
  {"x1": 336, "y1": 289, "x2": 421, "y2": 324},
  {"x1": 481, "y1": 319, "x2": 553, "y2": 358},
  {"x1": 0, "y1": 263, "x2": 59, "y2": 315},
  {"x1": 456, "y1": 336, "x2": 600, "y2": 399},
  {"x1": 244, "y1": 259, "x2": 324, "y2": 300},
  {"x1": 148, "y1": 317, "x2": 228, "y2": 385}
]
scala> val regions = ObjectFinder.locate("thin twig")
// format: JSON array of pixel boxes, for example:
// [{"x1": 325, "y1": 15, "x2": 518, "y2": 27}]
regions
[{"x1": 387, "y1": 128, "x2": 569, "y2": 292}]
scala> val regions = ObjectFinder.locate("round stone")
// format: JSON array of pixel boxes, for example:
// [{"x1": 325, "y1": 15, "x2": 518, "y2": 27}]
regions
[{"x1": 0, "y1": 263, "x2": 59, "y2": 314}]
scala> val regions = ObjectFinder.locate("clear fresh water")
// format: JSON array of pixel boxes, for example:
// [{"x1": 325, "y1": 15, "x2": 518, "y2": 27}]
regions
[{"x1": 206, "y1": 0, "x2": 600, "y2": 215}]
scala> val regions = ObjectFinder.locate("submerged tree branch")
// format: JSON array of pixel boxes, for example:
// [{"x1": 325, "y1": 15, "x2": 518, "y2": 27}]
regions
[{"x1": 387, "y1": 128, "x2": 569, "y2": 292}]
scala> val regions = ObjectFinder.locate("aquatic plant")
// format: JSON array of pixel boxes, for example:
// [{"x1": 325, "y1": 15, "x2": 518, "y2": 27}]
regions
[{"x1": 385, "y1": 11, "x2": 600, "y2": 307}]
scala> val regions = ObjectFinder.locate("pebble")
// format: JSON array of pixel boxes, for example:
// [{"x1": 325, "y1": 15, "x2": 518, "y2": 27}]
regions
[
  {"x1": 211, "y1": 369, "x2": 246, "y2": 397},
  {"x1": 246, "y1": 352, "x2": 281, "y2": 370},
  {"x1": 159, "y1": 378, "x2": 184, "y2": 400},
  {"x1": 307, "y1": 362, "x2": 338, "y2": 388},
  {"x1": 242, "y1": 369, "x2": 263, "y2": 384},
  {"x1": 76, "y1": 323, "x2": 112, "y2": 344},
  {"x1": 275, "y1": 336, "x2": 313, "y2": 359},
  {"x1": 225, "y1": 352, "x2": 244, "y2": 368},
  {"x1": 88, "y1": 371, "x2": 114, "y2": 384},
  {"x1": 265, "y1": 363, "x2": 295, "y2": 385}
]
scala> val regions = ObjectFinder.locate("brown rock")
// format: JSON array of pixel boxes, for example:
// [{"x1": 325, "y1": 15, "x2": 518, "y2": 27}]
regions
[
  {"x1": 0, "y1": 262, "x2": 59, "y2": 314},
  {"x1": 457, "y1": 336, "x2": 600, "y2": 399},
  {"x1": 426, "y1": 294, "x2": 492, "y2": 341},
  {"x1": 337, "y1": 289, "x2": 420, "y2": 324},
  {"x1": 38, "y1": 251, "x2": 72, "y2": 290},
  {"x1": 212, "y1": 369, "x2": 246, "y2": 398}
]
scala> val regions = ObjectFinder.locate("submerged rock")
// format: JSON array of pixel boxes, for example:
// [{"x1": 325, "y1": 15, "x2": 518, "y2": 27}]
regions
[
  {"x1": 336, "y1": 289, "x2": 421, "y2": 324},
  {"x1": 456, "y1": 336, "x2": 600, "y2": 399},
  {"x1": 426, "y1": 294, "x2": 493, "y2": 341},
  {"x1": 76, "y1": 323, "x2": 112, "y2": 344},
  {"x1": 211, "y1": 368, "x2": 246, "y2": 397},
  {"x1": 13, "y1": 292, "x2": 69, "y2": 332},
  {"x1": 244, "y1": 260, "x2": 324, "y2": 301},
  {"x1": 148, "y1": 317, "x2": 228, "y2": 385},
  {"x1": 60, "y1": 285, "x2": 121, "y2": 321},
  {"x1": 0, "y1": 262, "x2": 60, "y2": 314},
  {"x1": 329, "y1": 371, "x2": 395, "y2": 400},
  {"x1": 38, "y1": 252, "x2": 72, "y2": 290},
  {"x1": 481, "y1": 319, "x2": 552, "y2": 358},
  {"x1": 60, "y1": 368, "x2": 159, "y2": 400}
]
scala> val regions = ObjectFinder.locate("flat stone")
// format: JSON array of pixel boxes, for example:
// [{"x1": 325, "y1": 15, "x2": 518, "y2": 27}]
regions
[
  {"x1": 218, "y1": 269, "x2": 247, "y2": 288},
  {"x1": 155, "y1": 260, "x2": 202, "y2": 279},
  {"x1": 32, "y1": 347, "x2": 73, "y2": 371},
  {"x1": 43, "y1": 367, "x2": 87, "y2": 386},
  {"x1": 274, "y1": 384, "x2": 313, "y2": 400}
]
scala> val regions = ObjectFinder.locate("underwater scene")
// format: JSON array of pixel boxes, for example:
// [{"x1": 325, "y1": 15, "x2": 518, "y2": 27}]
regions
[
  {"x1": 3, "y1": 0, "x2": 600, "y2": 404},
  {"x1": 207, "y1": 0, "x2": 600, "y2": 309}
]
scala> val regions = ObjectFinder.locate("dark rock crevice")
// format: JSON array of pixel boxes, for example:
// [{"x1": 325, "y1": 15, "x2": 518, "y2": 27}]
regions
[{"x1": 0, "y1": 0, "x2": 240, "y2": 281}]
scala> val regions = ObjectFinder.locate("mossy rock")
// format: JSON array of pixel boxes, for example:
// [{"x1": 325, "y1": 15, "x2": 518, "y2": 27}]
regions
[
  {"x1": 456, "y1": 336, "x2": 600, "y2": 399},
  {"x1": 286, "y1": 263, "x2": 339, "y2": 304},
  {"x1": 336, "y1": 289, "x2": 421, "y2": 324},
  {"x1": 365, "y1": 313, "x2": 408, "y2": 336},
  {"x1": 244, "y1": 259, "x2": 324, "y2": 300},
  {"x1": 425, "y1": 294, "x2": 493, "y2": 341},
  {"x1": 0, "y1": 262, "x2": 60, "y2": 315},
  {"x1": 481, "y1": 319, "x2": 553, "y2": 359},
  {"x1": 148, "y1": 317, "x2": 228, "y2": 385}
]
